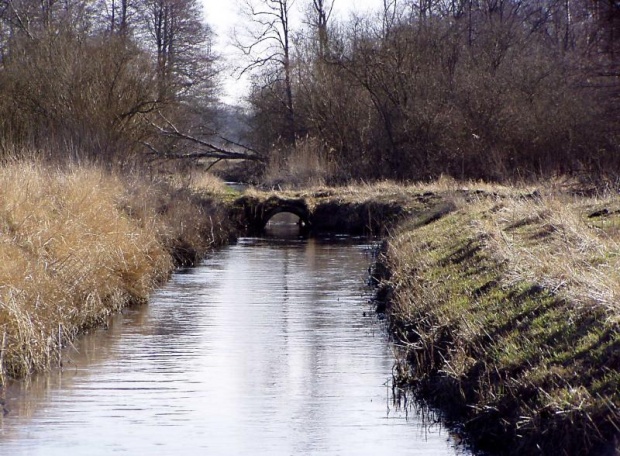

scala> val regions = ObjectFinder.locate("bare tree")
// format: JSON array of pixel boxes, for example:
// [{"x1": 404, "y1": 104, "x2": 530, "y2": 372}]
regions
[
  {"x1": 306, "y1": 0, "x2": 334, "y2": 57},
  {"x1": 236, "y1": 0, "x2": 296, "y2": 144},
  {"x1": 95, "y1": 0, "x2": 137, "y2": 34},
  {"x1": 135, "y1": 0, "x2": 215, "y2": 101}
]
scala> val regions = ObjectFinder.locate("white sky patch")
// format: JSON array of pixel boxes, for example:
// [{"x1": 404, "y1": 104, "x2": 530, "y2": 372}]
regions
[{"x1": 201, "y1": 0, "x2": 383, "y2": 105}]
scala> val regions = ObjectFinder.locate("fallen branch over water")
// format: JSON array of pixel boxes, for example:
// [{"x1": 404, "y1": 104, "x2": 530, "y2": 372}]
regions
[{"x1": 144, "y1": 112, "x2": 265, "y2": 162}]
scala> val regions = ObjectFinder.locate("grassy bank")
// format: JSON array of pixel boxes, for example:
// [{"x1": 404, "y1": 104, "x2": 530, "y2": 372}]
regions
[
  {"x1": 0, "y1": 162, "x2": 234, "y2": 382},
  {"x1": 381, "y1": 184, "x2": 620, "y2": 455}
]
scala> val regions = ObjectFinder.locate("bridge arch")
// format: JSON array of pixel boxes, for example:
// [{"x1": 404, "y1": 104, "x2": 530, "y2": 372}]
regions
[
  {"x1": 237, "y1": 196, "x2": 312, "y2": 234},
  {"x1": 233, "y1": 191, "x2": 410, "y2": 235},
  {"x1": 262, "y1": 205, "x2": 310, "y2": 229}
]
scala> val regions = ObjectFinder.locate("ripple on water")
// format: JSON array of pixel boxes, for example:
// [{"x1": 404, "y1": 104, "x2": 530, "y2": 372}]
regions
[{"x1": 0, "y1": 236, "x2": 469, "y2": 456}]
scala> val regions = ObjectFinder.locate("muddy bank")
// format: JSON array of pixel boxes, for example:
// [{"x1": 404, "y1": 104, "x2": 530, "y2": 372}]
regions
[
  {"x1": 0, "y1": 163, "x2": 235, "y2": 382},
  {"x1": 376, "y1": 190, "x2": 620, "y2": 455}
]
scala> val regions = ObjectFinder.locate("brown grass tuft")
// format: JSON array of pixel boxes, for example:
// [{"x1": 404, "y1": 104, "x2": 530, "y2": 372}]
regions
[
  {"x1": 0, "y1": 162, "x2": 231, "y2": 382},
  {"x1": 261, "y1": 137, "x2": 336, "y2": 189}
]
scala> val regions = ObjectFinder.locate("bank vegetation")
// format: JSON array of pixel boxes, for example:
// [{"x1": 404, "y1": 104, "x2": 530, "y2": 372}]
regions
[
  {"x1": 380, "y1": 180, "x2": 620, "y2": 455},
  {"x1": 0, "y1": 160, "x2": 233, "y2": 383},
  {"x1": 245, "y1": 0, "x2": 620, "y2": 185}
]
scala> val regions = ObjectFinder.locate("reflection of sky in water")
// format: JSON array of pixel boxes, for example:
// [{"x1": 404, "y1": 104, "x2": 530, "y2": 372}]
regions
[{"x1": 0, "y1": 238, "x2": 468, "y2": 456}]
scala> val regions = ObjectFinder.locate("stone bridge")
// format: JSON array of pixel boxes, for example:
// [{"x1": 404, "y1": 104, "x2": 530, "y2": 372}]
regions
[
  {"x1": 235, "y1": 195, "x2": 313, "y2": 234},
  {"x1": 231, "y1": 190, "x2": 442, "y2": 235}
]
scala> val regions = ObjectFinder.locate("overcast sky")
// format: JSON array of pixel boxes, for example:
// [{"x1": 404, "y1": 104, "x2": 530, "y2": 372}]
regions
[{"x1": 201, "y1": 0, "x2": 383, "y2": 104}]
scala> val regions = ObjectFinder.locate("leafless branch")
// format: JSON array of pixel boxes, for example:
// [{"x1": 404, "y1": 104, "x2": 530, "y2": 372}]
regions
[{"x1": 147, "y1": 112, "x2": 265, "y2": 161}]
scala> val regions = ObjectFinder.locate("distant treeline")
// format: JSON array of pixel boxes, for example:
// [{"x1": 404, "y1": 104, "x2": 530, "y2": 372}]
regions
[
  {"x1": 248, "y1": 0, "x2": 620, "y2": 182},
  {"x1": 1, "y1": 0, "x2": 619, "y2": 182},
  {"x1": 0, "y1": 0, "x2": 219, "y2": 163}
]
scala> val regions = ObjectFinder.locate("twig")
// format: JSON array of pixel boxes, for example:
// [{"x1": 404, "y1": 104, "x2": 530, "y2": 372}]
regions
[
  {"x1": 58, "y1": 324, "x2": 62, "y2": 369},
  {"x1": 0, "y1": 329, "x2": 5, "y2": 386}
]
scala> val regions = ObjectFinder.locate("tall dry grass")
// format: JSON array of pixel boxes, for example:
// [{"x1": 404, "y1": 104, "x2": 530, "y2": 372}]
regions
[
  {"x1": 478, "y1": 193, "x2": 620, "y2": 314},
  {"x1": 262, "y1": 137, "x2": 336, "y2": 189},
  {"x1": 0, "y1": 162, "x2": 231, "y2": 382}
]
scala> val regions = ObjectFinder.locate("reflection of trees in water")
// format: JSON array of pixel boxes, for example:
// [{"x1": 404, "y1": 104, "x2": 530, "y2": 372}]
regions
[
  {"x1": 0, "y1": 306, "x2": 139, "y2": 430},
  {"x1": 0, "y1": 266, "x2": 210, "y2": 433},
  {"x1": 264, "y1": 238, "x2": 376, "y2": 441},
  {"x1": 0, "y1": 238, "x2": 440, "y2": 456}
]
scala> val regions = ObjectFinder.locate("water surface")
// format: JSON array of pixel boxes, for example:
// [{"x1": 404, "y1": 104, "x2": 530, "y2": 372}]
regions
[{"x1": 0, "y1": 233, "x2": 467, "y2": 455}]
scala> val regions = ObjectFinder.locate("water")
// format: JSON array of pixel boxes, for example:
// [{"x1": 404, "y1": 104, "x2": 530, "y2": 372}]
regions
[{"x1": 0, "y1": 230, "x2": 467, "y2": 455}]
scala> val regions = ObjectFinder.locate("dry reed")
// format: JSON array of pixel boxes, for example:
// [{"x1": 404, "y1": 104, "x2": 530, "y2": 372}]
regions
[{"x1": 0, "y1": 162, "x2": 230, "y2": 380}]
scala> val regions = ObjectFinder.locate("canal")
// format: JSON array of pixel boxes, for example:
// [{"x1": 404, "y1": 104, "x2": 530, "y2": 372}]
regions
[{"x1": 0, "y1": 227, "x2": 469, "y2": 455}]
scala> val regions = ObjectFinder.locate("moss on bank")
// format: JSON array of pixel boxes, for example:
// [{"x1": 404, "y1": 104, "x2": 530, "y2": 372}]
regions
[
  {"x1": 0, "y1": 162, "x2": 234, "y2": 382},
  {"x1": 382, "y1": 191, "x2": 620, "y2": 455}
]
